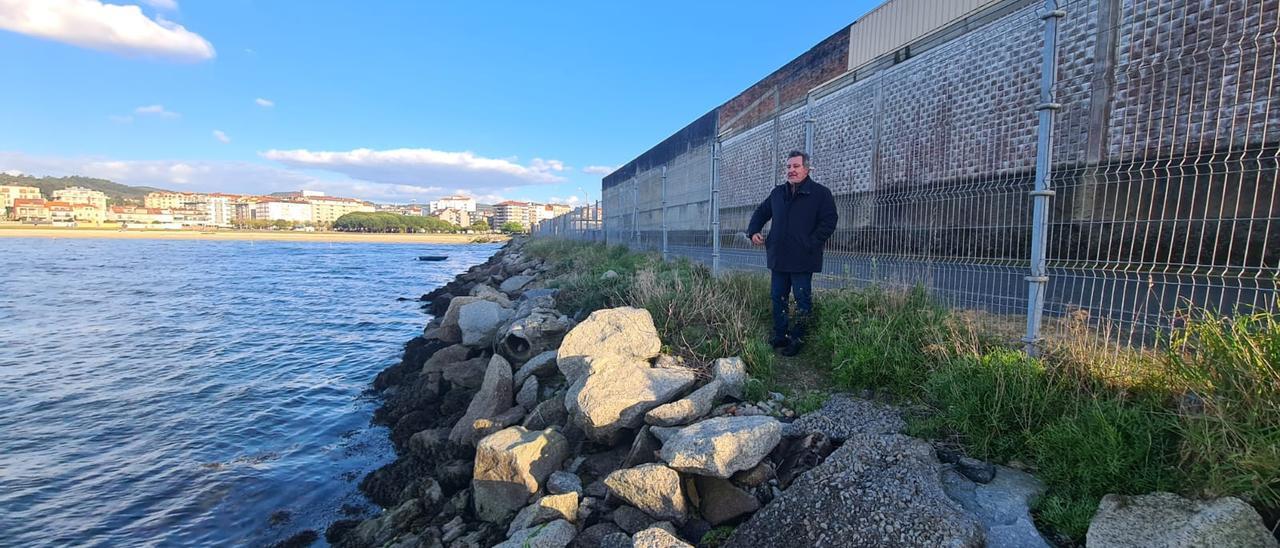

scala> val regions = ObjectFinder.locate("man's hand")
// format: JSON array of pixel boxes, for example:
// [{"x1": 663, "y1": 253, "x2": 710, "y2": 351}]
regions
[{"x1": 751, "y1": 233, "x2": 765, "y2": 246}]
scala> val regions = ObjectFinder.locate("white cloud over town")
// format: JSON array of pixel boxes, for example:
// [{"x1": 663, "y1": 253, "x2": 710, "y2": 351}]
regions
[
  {"x1": 581, "y1": 165, "x2": 618, "y2": 176},
  {"x1": 0, "y1": 0, "x2": 215, "y2": 61},
  {"x1": 255, "y1": 98, "x2": 274, "y2": 108},
  {"x1": 259, "y1": 147, "x2": 570, "y2": 195},
  {"x1": 212, "y1": 130, "x2": 230, "y2": 143}
]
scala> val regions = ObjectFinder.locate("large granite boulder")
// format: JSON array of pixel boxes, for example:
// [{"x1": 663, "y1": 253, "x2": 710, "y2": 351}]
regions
[
  {"x1": 558, "y1": 307, "x2": 662, "y2": 382},
  {"x1": 656, "y1": 416, "x2": 782, "y2": 478},
  {"x1": 439, "y1": 296, "x2": 483, "y2": 343},
  {"x1": 725, "y1": 434, "x2": 984, "y2": 547},
  {"x1": 449, "y1": 354, "x2": 514, "y2": 445},
  {"x1": 568, "y1": 360, "x2": 698, "y2": 444},
  {"x1": 458, "y1": 299, "x2": 513, "y2": 348},
  {"x1": 500, "y1": 275, "x2": 536, "y2": 295},
  {"x1": 473, "y1": 426, "x2": 570, "y2": 523},
  {"x1": 1086, "y1": 492, "x2": 1277, "y2": 548},
  {"x1": 603, "y1": 464, "x2": 688, "y2": 524}
]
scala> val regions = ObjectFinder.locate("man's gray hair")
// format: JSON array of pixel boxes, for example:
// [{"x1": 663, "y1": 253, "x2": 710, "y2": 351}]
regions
[{"x1": 787, "y1": 150, "x2": 809, "y2": 166}]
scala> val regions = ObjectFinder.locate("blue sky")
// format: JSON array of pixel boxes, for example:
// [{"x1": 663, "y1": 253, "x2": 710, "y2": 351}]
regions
[{"x1": 1, "y1": 0, "x2": 877, "y2": 204}]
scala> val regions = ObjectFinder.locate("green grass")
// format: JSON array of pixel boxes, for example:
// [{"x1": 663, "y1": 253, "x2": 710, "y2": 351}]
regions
[
  {"x1": 1166, "y1": 309, "x2": 1280, "y2": 509},
  {"x1": 522, "y1": 239, "x2": 1280, "y2": 543},
  {"x1": 808, "y1": 285, "x2": 948, "y2": 395}
]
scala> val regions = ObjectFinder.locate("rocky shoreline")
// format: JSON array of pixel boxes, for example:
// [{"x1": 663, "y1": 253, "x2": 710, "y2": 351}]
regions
[{"x1": 316, "y1": 238, "x2": 1277, "y2": 548}]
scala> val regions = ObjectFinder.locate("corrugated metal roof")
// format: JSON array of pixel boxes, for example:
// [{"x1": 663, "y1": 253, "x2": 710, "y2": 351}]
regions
[{"x1": 847, "y1": 0, "x2": 1002, "y2": 71}]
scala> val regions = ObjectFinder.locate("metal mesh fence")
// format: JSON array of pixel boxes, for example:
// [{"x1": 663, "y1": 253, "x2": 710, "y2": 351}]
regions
[{"x1": 540, "y1": 0, "x2": 1280, "y2": 351}]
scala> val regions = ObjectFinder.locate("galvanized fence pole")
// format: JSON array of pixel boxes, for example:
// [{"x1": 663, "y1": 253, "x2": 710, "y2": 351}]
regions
[
  {"x1": 711, "y1": 140, "x2": 721, "y2": 276},
  {"x1": 1024, "y1": 0, "x2": 1065, "y2": 355},
  {"x1": 661, "y1": 164, "x2": 669, "y2": 261}
]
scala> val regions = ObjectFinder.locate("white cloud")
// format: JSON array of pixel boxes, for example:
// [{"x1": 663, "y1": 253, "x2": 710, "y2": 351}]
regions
[
  {"x1": 255, "y1": 97, "x2": 274, "y2": 108},
  {"x1": 0, "y1": 0, "x2": 215, "y2": 61},
  {"x1": 212, "y1": 130, "x2": 230, "y2": 143},
  {"x1": 3, "y1": 169, "x2": 24, "y2": 176},
  {"x1": 260, "y1": 147, "x2": 570, "y2": 195},
  {"x1": 0, "y1": 151, "x2": 454, "y2": 203},
  {"x1": 582, "y1": 165, "x2": 618, "y2": 176},
  {"x1": 134, "y1": 104, "x2": 179, "y2": 118},
  {"x1": 109, "y1": 114, "x2": 133, "y2": 123},
  {"x1": 548, "y1": 196, "x2": 582, "y2": 205},
  {"x1": 139, "y1": 0, "x2": 177, "y2": 10}
]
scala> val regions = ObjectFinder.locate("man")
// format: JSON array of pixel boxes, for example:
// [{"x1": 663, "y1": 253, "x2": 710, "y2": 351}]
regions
[{"x1": 747, "y1": 151, "x2": 838, "y2": 357}]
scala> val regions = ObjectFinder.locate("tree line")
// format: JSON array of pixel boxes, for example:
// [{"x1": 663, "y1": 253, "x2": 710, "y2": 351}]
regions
[{"x1": 333, "y1": 212, "x2": 499, "y2": 233}]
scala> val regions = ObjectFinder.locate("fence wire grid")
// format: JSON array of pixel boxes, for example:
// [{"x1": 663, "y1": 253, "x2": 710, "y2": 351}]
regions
[{"x1": 537, "y1": 0, "x2": 1280, "y2": 353}]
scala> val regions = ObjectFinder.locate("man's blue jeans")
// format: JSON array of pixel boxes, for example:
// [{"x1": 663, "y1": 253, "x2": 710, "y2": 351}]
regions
[{"x1": 771, "y1": 271, "x2": 813, "y2": 341}]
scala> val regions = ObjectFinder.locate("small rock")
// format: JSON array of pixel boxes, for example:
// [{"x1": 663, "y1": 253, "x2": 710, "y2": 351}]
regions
[
  {"x1": 711, "y1": 357, "x2": 747, "y2": 399},
  {"x1": 694, "y1": 476, "x2": 759, "y2": 526},
  {"x1": 517, "y1": 376, "x2": 540, "y2": 410},
  {"x1": 514, "y1": 350, "x2": 559, "y2": 386},
  {"x1": 600, "y1": 270, "x2": 619, "y2": 280},
  {"x1": 610, "y1": 505, "x2": 651, "y2": 534},
  {"x1": 600, "y1": 532, "x2": 634, "y2": 548},
  {"x1": 575, "y1": 523, "x2": 626, "y2": 548},
  {"x1": 632, "y1": 526, "x2": 692, "y2": 548},
  {"x1": 547, "y1": 471, "x2": 583, "y2": 496},
  {"x1": 522, "y1": 396, "x2": 568, "y2": 431},
  {"x1": 495, "y1": 519, "x2": 577, "y2": 548},
  {"x1": 603, "y1": 464, "x2": 687, "y2": 524},
  {"x1": 507, "y1": 493, "x2": 580, "y2": 537}
]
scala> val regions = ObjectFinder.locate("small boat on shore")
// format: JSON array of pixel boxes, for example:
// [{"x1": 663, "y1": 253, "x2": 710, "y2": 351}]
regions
[{"x1": 418, "y1": 255, "x2": 448, "y2": 261}]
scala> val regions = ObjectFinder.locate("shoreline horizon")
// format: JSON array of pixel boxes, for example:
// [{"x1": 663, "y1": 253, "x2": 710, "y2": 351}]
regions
[{"x1": 0, "y1": 227, "x2": 510, "y2": 244}]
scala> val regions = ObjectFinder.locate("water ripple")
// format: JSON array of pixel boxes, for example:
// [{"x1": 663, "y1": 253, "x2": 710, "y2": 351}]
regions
[{"x1": 0, "y1": 238, "x2": 500, "y2": 546}]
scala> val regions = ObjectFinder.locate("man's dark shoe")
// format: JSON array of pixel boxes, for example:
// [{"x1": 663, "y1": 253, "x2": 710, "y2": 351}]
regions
[
  {"x1": 781, "y1": 339, "x2": 803, "y2": 357},
  {"x1": 771, "y1": 335, "x2": 791, "y2": 349}
]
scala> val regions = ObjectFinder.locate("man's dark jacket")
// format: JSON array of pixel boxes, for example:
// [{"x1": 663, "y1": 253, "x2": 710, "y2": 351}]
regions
[{"x1": 747, "y1": 176, "x2": 839, "y2": 273}]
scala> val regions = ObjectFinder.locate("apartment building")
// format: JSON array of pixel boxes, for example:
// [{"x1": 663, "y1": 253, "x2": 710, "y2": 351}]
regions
[
  {"x1": 0, "y1": 185, "x2": 41, "y2": 211},
  {"x1": 493, "y1": 201, "x2": 530, "y2": 229},
  {"x1": 11, "y1": 198, "x2": 47, "y2": 221},
  {"x1": 429, "y1": 195, "x2": 476, "y2": 213},
  {"x1": 434, "y1": 207, "x2": 471, "y2": 228},
  {"x1": 52, "y1": 187, "x2": 108, "y2": 212},
  {"x1": 309, "y1": 196, "x2": 374, "y2": 225},
  {"x1": 107, "y1": 206, "x2": 175, "y2": 224},
  {"x1": 254, "y1": 200, "x2": 313, "y2": 223}
]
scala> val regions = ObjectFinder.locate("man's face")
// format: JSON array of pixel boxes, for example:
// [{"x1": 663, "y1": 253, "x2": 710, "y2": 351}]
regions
[{"x1": 786, "y1": 156, "x2": 809, "y2": 184}]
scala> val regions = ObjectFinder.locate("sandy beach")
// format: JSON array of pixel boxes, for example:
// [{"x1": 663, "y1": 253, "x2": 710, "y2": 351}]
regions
[{"x1": 0, "y1": 226, "x2": 508, "y2": 244}]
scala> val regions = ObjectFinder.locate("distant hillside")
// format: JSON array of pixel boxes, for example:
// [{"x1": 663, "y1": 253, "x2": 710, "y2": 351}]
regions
[{"x1": 0, "y1": 174, "x2": 169, "y2": 203}]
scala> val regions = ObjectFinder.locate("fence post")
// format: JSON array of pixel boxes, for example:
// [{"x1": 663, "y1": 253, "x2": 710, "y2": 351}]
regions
[
  {"x1": 661, "y1": 164, "x2": 669, "y2": 261},
  {"x1": 804, "y1": 92, "x2": 815, "y2": 157},
  {"x1": 711, "y1": 139, "x2": 721, "y2": 276},
  {"x1": 1024, "y1": 0, "x2": 1065, "y2": 355},
  {"x1": 632, "y1": 179, "x2": 639, "y2": 246}
]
